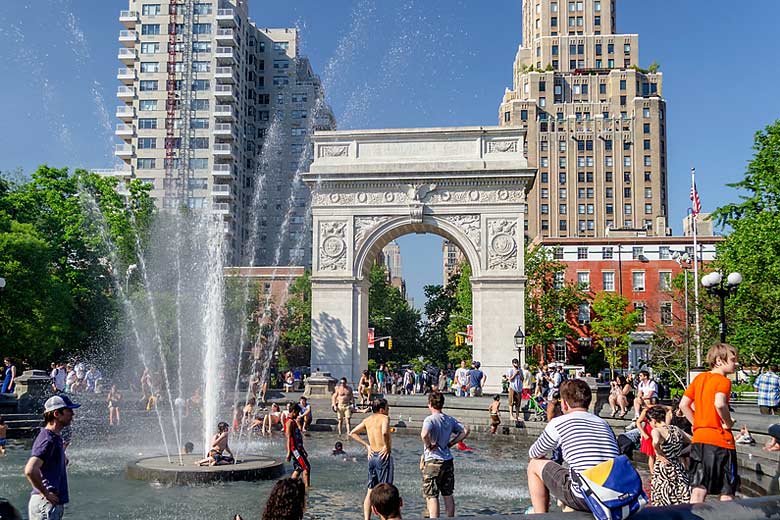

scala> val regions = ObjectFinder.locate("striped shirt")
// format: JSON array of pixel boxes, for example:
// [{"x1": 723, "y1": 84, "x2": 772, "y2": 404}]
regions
[{"x1": 528, "y1": 411, "x2": 618, "y2": 472}]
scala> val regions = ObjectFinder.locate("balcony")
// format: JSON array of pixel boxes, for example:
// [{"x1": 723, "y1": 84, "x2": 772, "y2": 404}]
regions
[
  {"x1": 212, "y1": 164, "x2": 233, "y2": 177},
  {"x1": 214, "y1": 105, "x2": 235, "y2": 120},
  {"x1": 118, "y1": 48, "x2": 136, "y2": 64},
  {"x1": 211, "y1": 183, "x2": 234, "y2": 198},
  {"x1": 213, "y1": 123, "x2": 234, "y2": 138},
  {"x1": 116, "y1": 105, "x2": 135, "y2": 120},
  {"x1": 223, "y1": 221, "x2": 234, "y2": 235},
  {"x1": 117, "y1": 67, "x2": 136, "y2": 83},
  {"x1": 215, "y1": 67, "x2": 237, "y2": 84},
  {"x1": 115, "y1": 123, "x2": 134, "y2": 138},
  {"x1": 211, "y1": 202, "x2": 231, "y2": 215},
  {"x1": 214, "y1": 85, "x2": 234, "y2": 101},
  {"x1": 215, "y1": 47, "x2": 235, "y2": 63},
  {"x1": 213, "y1": 144, "x2": 236, "y2": 158},
  {"x1": 118, "y1": 30, "x2": 137, "y2": 46},
  {"x1": 215, "y1": 28, "x2": 236, "y2": 45},
  {"x1": 117, "y1": 86, "x2": 135, "y2": 99},
  {"x1": 216, "y1": 9, "x2": 236, "y2": 26},
  {"x1": 119, "y1": 10, "x2": 139, "y2": 27},
  {"x1": 114, "y1": 144, "x2": 134, "y2": 158}
]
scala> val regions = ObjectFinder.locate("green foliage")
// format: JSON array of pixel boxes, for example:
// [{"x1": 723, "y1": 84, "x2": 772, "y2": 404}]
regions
[
  {"x1": 367, "y1": 263, "x2": 422, "y2": 365},
  {"x1": 648, "y1": 61, "x2": 660, "y2": 73},
  {"x1": 445, "y1": 261, "x2": 473, "y2": 363},
  {"x1": 710, "y1": 121, "x2": 780, "y2": 366},
  {"x1": 524, "y1": 244, "x2": 587, "y2": 363},
  {"x1": 646, "y1": 326, "x2": 690, "y2": 388},
  {"x1": 279, "y1": 271, "x2": 312, "y2": 368},
  {"x1": 590, "y1": 292, "x2": 640, "y2": 376},
  {"x1": 421, "y1": 279, "x2": 458, "y2": 366},
  {"x1": 0, "y1": 165, "x2": 154, "y2": 368}
]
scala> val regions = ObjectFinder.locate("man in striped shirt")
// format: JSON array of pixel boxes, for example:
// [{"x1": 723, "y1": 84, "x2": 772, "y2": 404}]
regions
[{"x1": 527, "y1": 379, "x2": 618, "y2": 513}]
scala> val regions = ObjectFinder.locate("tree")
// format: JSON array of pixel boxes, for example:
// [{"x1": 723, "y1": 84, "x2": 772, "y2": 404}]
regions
[
  {"x1": 646, "y1": 326, "x2": 689, "y2": 388},
  {"x1": 279, "y1": 271, "x2": 312, "y2": 368},
  {"x1": 710, "y1": 121, "x2": 780, "y2": 366},
  {"x1": 445, "y1": 261, "x2": 473, "y2": 363},
  {"x1": 524, "y1": 244, "x2": 587, "y2": 366},
  {"x1": 420, "y1": 276, "x2": 459, "y2": 367},
  {"x1": 590, "y1": 292, "x2": 641, "y2": 377}
]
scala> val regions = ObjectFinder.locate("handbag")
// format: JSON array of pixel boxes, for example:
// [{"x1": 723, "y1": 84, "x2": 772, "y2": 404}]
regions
[{"x1": 572, "y1": 455, "x2": 648, "y2": 520}]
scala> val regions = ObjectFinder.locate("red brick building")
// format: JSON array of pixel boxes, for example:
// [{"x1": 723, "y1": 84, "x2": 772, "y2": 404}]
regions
[{"x1": 537, "y1": 234, "x2": 722, "y2": 370}]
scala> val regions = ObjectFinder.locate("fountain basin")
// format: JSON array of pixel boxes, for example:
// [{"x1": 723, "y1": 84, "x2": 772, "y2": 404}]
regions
[{"x1": 126, "y1": 454, "x2": 285, "y2": 484}]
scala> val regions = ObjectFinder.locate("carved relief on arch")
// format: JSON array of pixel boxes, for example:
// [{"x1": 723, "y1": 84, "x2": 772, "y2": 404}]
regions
[
  {"x1": 487, "y1": 218, "x2": 518, "y2": 270},
  {"x1": 354, "y1": 216, "x2": 393, "y2": 249},
  {"x1": 439, "y1": 215, "x2": 481, "y2": 253},
  {"x1": 319, "y1": 220, "x2": 348, "y2": 271}
]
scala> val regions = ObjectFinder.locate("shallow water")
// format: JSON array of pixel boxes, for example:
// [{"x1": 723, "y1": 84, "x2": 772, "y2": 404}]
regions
[{"x1": 1, "y1": 428, "x2": 531, "y2": 519}]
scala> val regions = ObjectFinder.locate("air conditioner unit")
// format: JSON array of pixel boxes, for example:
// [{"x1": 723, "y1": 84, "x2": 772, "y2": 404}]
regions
[
  {"x1": 634, "y1": 287, "x2": 644, "y2": 291},
  {"x1": 578, "y1": 319, "x2": 591, "y2": 326}
]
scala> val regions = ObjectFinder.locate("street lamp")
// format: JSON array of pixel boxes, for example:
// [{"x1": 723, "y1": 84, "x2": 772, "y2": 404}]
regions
[
  {"x1": 672, "y1": 251, "x2": 693, "y2": 382},
  {"x1": 0, "y1": 277, "x2": 5, "y2": 292},
  {"x1": 701, "y1": 271, "x2": 742, "y2": 343},
  {"x1": 514, "y1": 326, "x2": 525, "y2": 366}
]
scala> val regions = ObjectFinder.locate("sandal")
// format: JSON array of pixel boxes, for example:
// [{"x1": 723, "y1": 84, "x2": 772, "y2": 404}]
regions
[{"x1": 618, "y1": 410, "x2": 627, "y2": 418}]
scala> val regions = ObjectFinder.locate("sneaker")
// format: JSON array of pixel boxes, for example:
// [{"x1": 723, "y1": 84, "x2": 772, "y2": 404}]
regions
[{"x1": 736, "y1": 435, "x2": 755, "y2": 445}]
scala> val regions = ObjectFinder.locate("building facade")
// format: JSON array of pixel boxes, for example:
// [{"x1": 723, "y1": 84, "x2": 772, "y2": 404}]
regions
[
  {"x1": 499, "y1": 0, "x2": 668, "y2": 240},
  {"x1": 114, "y1": 0, "x2": 334, "y2": 265},
  {"x1": 537, "y1": 235, "x2": 721, "y2": 370},
  {"x1": 442, "y1": 239, "x2": 465, "y2": 284}
]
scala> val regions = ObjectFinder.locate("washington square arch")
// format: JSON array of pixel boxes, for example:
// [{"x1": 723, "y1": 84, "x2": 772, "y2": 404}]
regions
[{"x1": 302, "y1": 126, "x2": 536, "y2": 392}]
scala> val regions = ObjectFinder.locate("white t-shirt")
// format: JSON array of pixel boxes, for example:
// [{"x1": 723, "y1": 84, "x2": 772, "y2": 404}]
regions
[
  {"x1": 638, "y1": 380, "x2": 658, "y2": 399},
  {"x1": 506, "y1": 367, "x2": 523, "y2": 392},
  {"x1": 51, "y1": 368, "x2": 66, "y2": 391},
  {"x1": 455, "y1": 367, "x2": 470, "y2": 386}
]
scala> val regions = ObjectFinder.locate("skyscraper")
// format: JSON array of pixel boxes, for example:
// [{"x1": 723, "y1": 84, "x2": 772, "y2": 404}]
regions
[
  {"x1": 499, "y1": 0, "x2": 668, "y2": 240},
  {"x1": 113, "y1": 1, "x2": 335, "y2": 265}
]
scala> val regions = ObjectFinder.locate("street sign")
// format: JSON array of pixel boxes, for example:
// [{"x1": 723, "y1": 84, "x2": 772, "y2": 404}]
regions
[{"x1": 466, "y1": 324, "x2": 473, "y2": 345}]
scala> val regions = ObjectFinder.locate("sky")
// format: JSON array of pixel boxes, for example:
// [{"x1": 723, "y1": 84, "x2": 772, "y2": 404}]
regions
[{"x1": 1, "y1": 0, "x2": 779, "y2": 310}]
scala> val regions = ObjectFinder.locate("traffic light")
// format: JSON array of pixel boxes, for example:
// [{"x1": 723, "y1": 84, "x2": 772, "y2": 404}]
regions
[
  {"x1": 388, "y1": 337, "x2": 393, "y2": 350},
  {"x1": 455, "y1": 334, "x2": 462, "y2": 346}
]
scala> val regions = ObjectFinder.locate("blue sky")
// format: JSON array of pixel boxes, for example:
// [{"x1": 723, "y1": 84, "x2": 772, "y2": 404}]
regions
[{"x1": 1, "y1": 1, "x2": 779, "y2": 309}]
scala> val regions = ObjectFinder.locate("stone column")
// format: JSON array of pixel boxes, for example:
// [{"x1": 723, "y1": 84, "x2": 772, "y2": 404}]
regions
[{"x1": 471, "y1": 277, "x2": 525, "y2": 394}]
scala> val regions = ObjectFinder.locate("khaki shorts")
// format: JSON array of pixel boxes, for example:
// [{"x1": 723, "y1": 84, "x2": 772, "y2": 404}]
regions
[
  {"x1": 422, "y1": 458, "x2": 455, "y2": 498},
  {"x1": 337, "y1": 403, "x2": 352, "y2": 420}
]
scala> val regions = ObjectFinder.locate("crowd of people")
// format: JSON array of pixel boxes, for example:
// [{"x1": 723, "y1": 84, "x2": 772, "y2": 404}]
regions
[{"x1": 10, "y1": 341, "x2": 780, "y2": 519}]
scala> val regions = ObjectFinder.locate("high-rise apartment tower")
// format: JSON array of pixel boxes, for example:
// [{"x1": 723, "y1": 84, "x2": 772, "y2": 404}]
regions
[
  {"x1": 499, "y1": 0, "x2": 668, "y2": 240},
  {"x1": 114, "y1": 0, "x2": 335, "y2": 265}
]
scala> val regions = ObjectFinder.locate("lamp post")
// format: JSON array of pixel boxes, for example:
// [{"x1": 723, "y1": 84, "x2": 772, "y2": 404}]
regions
[
  {"x1": 701, "y1": 271, "x2": 742, "y2": 343},
  {"x1": 514, "y1": 326, "x2": 525, "y2": 367},
  {"x1": 672, "y1": 251, "x2": 692, "y2": 383}
]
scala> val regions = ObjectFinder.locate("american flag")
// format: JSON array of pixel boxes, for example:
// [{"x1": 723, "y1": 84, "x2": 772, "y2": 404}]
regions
[{"x1": 690, "y1": 183, "x2": 701, "y2": 216}]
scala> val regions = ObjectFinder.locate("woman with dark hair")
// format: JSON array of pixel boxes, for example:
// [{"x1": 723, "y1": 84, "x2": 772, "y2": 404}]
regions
[
  {"x1": 608, "y1": 374, "x2": 632, "y2": 418},
  {"x1": 1, "y1": 358, "x2": 16, "y2": 394},
  {"x1": 648, "y1": 405, "x2": 691, "y2": 505},
  {"x1": 262, "y1": 478, "x2": 306, "y2": 520}
]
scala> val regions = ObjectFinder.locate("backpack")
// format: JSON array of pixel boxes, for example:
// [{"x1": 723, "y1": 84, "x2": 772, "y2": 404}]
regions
[{"x1": 572, "y1": 455, "x2": 647, "y2": 520}]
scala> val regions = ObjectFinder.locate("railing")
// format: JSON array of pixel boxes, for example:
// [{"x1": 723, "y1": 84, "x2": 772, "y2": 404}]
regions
[
  {"x1": 119, "y1": 10, "x2": 138, "y2": 19},
  {"x1": 115, "y1": 124, "x2": 133, "y2": 133},
  {"x1": 213, "y1": 164, "x2": 232, "y2": 173},
  {"x1": 212, "y1": 203, "x2": 230, "y2": 212},
  {"x1": 216, "y1": 29, "x2": 234, "y2": 37},
  {"x1": 119, "y1": 30, "x2": 137, "y2": 39},
  {"x1": 215, "y1": 85, "x2": 233, "y2": 94},
  {"x1": 212, "y1": 184, "x2": 231, "y2": 193},
  {"x1": 216, "y1": 9, "x2": 234, "y2": 17},
  {"x1": 117, "y1": 86, "x2": 135, "y2": 96},
  {"x1": 114, "y1": 144, "x2": 134, "y2": 154},
  {"x1": 214, "y1": 105, "x2": 234, "y2": 116},
  {"x1": 116, "y1": 106, "x2": 135, "y2": 116},
  {"x1": 213, "y1": 144, "x2": 234, "y2": 154},
  {"x1": 117, "y1": 67, "x2": 135, "y2": 77},
  {"x1": 213, "y1": 123, "x2": 233, "y2": 132},
  {"x1": 118, "y1": 48, "x2": 136, "y2": 59}
]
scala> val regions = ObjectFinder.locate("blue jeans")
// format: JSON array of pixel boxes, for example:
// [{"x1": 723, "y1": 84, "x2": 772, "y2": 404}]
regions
[{"x1": 28, "y1": 494, "x2": 65, "y2": 520}]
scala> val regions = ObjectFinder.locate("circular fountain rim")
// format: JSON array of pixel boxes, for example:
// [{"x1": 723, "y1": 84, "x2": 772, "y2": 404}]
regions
[{"x1": 126, "y1": 453, "x2": 285, "y2": 484}]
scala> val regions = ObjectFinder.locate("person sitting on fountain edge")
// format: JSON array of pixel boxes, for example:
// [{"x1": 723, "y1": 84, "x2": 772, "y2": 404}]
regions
[{"x1": 196, "y1": 422, "x2": 234, "y2": 466}]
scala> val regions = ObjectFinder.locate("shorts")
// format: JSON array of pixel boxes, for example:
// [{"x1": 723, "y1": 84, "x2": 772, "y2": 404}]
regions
[
  {"x1": 759, "y1": 405, "x2": 778, "y2": 415},
  {"x1": 490, "y1": 414, "x2": 501, "y2": 427},
  {"x1": 210, "y1": 451, "x2": 234, "y2": 464},
  {"x1": 688, "y1": 443, "x2": 740, "y2": 496},
  {"x1": 367, "y1": 452, "x2": 394, "y2": 488},
  {"x1": 0, "y1": 438, "x2": 6, "y2": 447},
  {"x1": 291, "y1": 448, "x2": 310, "y2": 473},
  {"x1": 28, "y1": 494, "x2": 65, "y2": 520},
  {"x1": 422, "y1": 458, "x2": 455, "y2": 498},
  {"x1": 508, "y1": 388, "x2": 522, "y2": 410},
  {"x1": 469, "y1": 386, "x2": 483, "y2": 397},
  {"x1": 541, "y1": 461, "x2": 590, "y2": 512},
  {"x1": 337, "y1": 404, "x2": 352, "y2": 420}
]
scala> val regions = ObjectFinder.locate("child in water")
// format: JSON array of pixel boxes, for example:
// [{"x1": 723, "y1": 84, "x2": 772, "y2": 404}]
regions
[
  {"x1": 196, "y1": 422, "x2": 234, "y2": 466},
  {"x1": 489, "y1": 394, "x2": 501, "y2": 434}
]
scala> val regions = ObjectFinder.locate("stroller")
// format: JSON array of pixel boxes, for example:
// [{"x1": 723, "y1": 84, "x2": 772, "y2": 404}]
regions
[{"x1": 528, "y1": 395, "x2": 548, "y2": 421}]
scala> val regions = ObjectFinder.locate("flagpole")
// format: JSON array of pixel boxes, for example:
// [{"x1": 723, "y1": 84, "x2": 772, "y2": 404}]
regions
[{"x1": 691, "y1": 167, "x2": 703, "y2": 367}]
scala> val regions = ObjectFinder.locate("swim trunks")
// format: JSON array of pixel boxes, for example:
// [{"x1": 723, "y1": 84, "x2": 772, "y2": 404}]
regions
[
  {"x1": 291, "y1": 448, "x2": 310, "y2": 473},
  {"x1": 337, "y1": 403, "x2": 352, "y2": 420},
  {"x1": 367, "y1": 452, "x2": 394, "y2": 489}
]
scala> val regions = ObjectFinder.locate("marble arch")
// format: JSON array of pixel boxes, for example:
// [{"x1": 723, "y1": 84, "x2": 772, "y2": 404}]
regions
[{"x1": 302, "y1": 126, "x2": 536, "y2": 392}]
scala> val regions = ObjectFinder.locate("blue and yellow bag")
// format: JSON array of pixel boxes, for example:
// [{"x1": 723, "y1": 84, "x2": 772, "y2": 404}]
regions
[{"x1": 573, "y1": 455, "x2": 648, "y2": 520}]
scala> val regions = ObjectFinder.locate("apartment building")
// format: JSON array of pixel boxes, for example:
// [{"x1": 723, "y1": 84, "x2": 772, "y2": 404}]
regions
[
  {"x1": 442, "y1": 240, "x2": 465, "y2": 285},
  {"x1": 114, "y1": 0, "x2": 335, "y2": 266},
  {"x1": 499, "y1": 0, "x2": 668, "y2": 240}
]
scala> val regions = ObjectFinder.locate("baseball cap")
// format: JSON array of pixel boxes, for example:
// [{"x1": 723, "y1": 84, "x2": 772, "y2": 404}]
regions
[{"x1": 44, "y1": 395, "x2": 81, "y2": 414}]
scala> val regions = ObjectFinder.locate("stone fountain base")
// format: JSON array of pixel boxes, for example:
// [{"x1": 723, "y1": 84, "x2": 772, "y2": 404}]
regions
[{"x1": 126, "y1": 454, "x2": 285, "y2": 484}]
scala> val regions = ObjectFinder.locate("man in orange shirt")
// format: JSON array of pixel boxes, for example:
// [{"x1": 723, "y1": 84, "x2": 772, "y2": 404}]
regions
[{"x1": 679, "y1": 343, "x2": 740, "y2": 503}]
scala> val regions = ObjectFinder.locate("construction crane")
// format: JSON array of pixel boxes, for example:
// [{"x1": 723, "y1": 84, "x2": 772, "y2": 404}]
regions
[{"x1": 164, "y1": 0, "x2": 196, "y2": 208}]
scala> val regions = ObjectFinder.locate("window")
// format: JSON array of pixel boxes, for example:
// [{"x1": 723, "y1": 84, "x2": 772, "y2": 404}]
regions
[
  {"x1": 644, "y1": 203, "x2": 653, "y2": 214},
  {"x1": 631, "y1": 246, "x2": 643, "y2": 259},
  {"x1": 137, "y1": 158, "x2": 155, "y2": 169},
  {"x1": 190, "y1": 158, "x2": 208, "y2": 170},
  {"x1": 624, "y1": 203, "x2": 632, "y2": 215},
  {"x1": 644, "y1": 155, "x2": 652, "y2": 166},
  {"x1": 624, "y1": 43, "x2": 632, "y2": 54},
  {"x1": 541, "y1": 188, "x2": 549, "y2": 198},
  {"x1": 595, "y1": 43, "x2": 602, "y2": 55},
  {"x1": 539, "y1": 97, "x2": 546, "y2": 107},
  {"x1": 555, "y1": 339, "x2": 567, "y2": 363},
  {"x1": 623, "y1": 156, "x2": 631, "y2": 167},
  {"x1": 578, "y1": 301, "x2": 590, "y2": 322},
  {"x1": 141, "y1": 24, "x2": 160, "y2": 35},
  {"x1": 141, "y1": 4, "x2": 161, "y2": 15},
  {"x1": 643, "y1": 139, "x2": 651, "y2": 151},
  {"x1": 188, "y1": 178, "x2": 208, "y2": 190},
  {"x1": 520, "y1": 109, "x2": 528, "y2": 121},
  {"x1": 634, "y1": 303, "x2": 646, "y2": 325},
  {"x1": 541, "y1": 204, "x2": 549, "y2": 214},
  {"x1": 552, "y1": 44, "x2": 559, "y2": 55},
  {"x1": 605, "y1": 172, "x2": 613, "y2": 182},
  {"x1": 605, "y1": 156, "x2": 613, "y2": 167},
  {"x1": 602, "y1": 271, "x2": 615, "y2": 291},
  {"x1": 559, "y1": 220, "x2": 567, "y2": 231},
  {"x1": 608, "y1": 58, "x2": 614, "y2": 68},
  {"x1": 192, "y1": 79, "x2": 210, "y2": 91},
  {"x1": 643, "y1": 123, "x2": 651, "y2": 134},
  {"x1": 190, "y1": 118, "x2": 208, "y2": 129},
  {"x1": 559, "y1": 185, "x2": 567, "y2": 197},
  {"x1": 660, "y1": 302, "x2": 673, "y2": 326},
  {"x1": 594, "y1": 15, "x2": 601, "y2": 25},
  {"x1": 541, "y1": 157, "x2": 549, "y2": 167},
  {"x1": 632, "y1": 271, "x2": 645, "y2": 291},
  {"x1": 193, "y1": 3, "x2": 212, "y2": 15},
  {"x1": 657, "y1": 246, "x2": 670, "y2": 260},
  {"x1": 559, "y1": 141, "x2": 566, "y2": 151},
  {"x1": 619, "y1": 79, "x2": 626, "y2": 91},
  {"x1": 643, "y1": 107, "x2": 651, "y2": 118},
  {"x1": 602, "y1": 246, "x2": 613, "y2": 259},
  {"x1": 624, "y1": 187, "x2": 632, "y2": 198},
  {"x1": 140, "y1": 42, "x2": 159, "y2": 54},
  {"x1": 577, "y1": 247, "x2": 588, "y2": 259},
  {"x1": 608, "y1": 43, "x2": 614, "y2": 54},
  {"x1": 541, "y1": 172, "x2": 549, "y2": 182},
  {"x1": 190, "y1": 99, "x2": 209, "y2": 110},
  {"x1": 190, "y1": 137, "x2": 209, "y2": 149},
  {"x1": 553, "y1": 247, "x2": 564, "y2": 260},
  {"x1": 559, "y1": 204, "x2": 567, "y2": 214},
  {"x1": 660, "y1": 271, "x2": 673, "y2": 291},
  {"x1": 140, "y1": 62, "x2": 159, "y2": 73},
  {"x1": 192, "y1": 42, "x2": 211, "y2": 53},
  {"x1": 193, "y1": 23, "x2": 211, "y2": 34},
  {"x1": 139, "y1": 80, "x2": 158, "y2": 91},
  {"x1": 552, "y1": 2, "x2": 558, "y2": 12},
  {"x1": 138, "y1": 118, "x2": 157, "y2": 129},
  {"x1": 559, "y1": 157, "x2": 567, "y2": 167},
  {"x1": 504, "y1": 111, "x2": 511, "y2": 123},
  {"x1": 273, "y1": 41, "x2": 289, "y2": 51},
  {"x1": 138, "y1": 137, "x2": 156, "y2": 149},
  {"x1": 273, "y1": 76, "x2": 290, "y2": 86},
  {"x1": 644, "y1": 171, "x2": 652, "y2": 182},
  {"x1": 554, "y1": 271, "x2": 565, "y2": 288},
  {"x1": 139, "y1": 99, "x2": 157, "y2": 111}
]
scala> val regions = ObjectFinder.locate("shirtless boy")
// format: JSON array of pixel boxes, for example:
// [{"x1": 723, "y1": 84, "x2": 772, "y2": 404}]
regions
[
  {"x1": 488, "y1": 395, "x2": 501, "y2": 434},
  {"x1": 0, "y1": 416, "x2": 7, "y2": 455},
  {"x1": 196, "y1": 421, "x2": 234, "y2": 466},
  {"x1": 349, "y1": 398, "x2": 394, "y2": 520},
  {"x1": 332, "y1": 377, "x2": 355, "y2": 434}
]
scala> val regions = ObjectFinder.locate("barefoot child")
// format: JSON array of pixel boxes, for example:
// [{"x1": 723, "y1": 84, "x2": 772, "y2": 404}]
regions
[
  {"x1": 196, "y1": 421, "x2": 234, "y2": 466},
  {"x1": 0, "y1": 416, "x2": 6, "y2": 456},
  {"x1": 489, "y1": 395, "x2": 501, "y2": 434}
]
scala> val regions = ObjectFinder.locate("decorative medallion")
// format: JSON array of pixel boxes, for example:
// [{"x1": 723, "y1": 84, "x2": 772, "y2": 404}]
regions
[
  {"x1": 487, "y1": 218, "x2": 518, "y2": 270},
  {"x1": 319, "y1": 220, "x2": 347, "y2": 271},
  {"x1": 469, "y1": 190, "x2": 480, "y2": 201},
  {"x1": 498, "y1": 189, "x2": 509, "y2": 201},
  {"x1": 357, "y1": 192, "x2": 368, "y2": 203},
  {"x1": 384, "y1": 192, "x2": 395, "y2": 203},
  {"x1": 329, "y1": 193, "x2": 340, "y2": 204}
]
